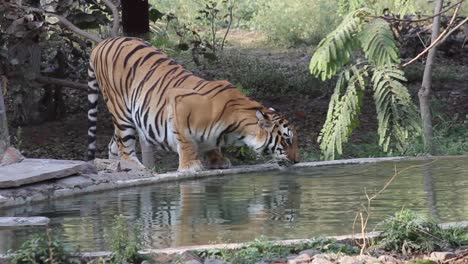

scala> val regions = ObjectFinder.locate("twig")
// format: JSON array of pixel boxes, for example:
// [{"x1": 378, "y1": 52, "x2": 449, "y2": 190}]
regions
[
  {"x1": 26, "y1": 6, "x2": 103, "y2": 43},
  {"x1": 402, "y1": 2, "x2": 462, "y2": 67},
  {"x1": 437, "y1": 16, "x2": 468, "y2": 47},
  {"x1": 375, "y1": 0, "x2": 465, "y2": 23},
  {"x1": 101, "y1": 0, "x2": 120, "y2": 37},
  {"x1": 355, "y1": 160, "x2": 438, "y2": 254},
  {"x1": 221, "y1": 5, "x2": 233, "y2": 51}
]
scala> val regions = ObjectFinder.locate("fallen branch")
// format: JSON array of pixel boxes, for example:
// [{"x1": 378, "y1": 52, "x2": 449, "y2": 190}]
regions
[
  {"x1": 35, "y1": 75, "x2": 88, "y2": 90},
  {"x1": 101, "y1": 0, "x2": 120, "y2": 37},
  {"x1": 402, "y1": 2, "x2": 463, "y2": 67}
]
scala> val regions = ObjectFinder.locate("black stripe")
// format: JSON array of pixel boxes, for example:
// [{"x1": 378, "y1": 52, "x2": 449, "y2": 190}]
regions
[
  {"x1": 122, "y1": 134, "x2": 136, "y2": 142},
  {"x1": 123, "y1": 44, "x2": 148, "y2": 67},
  {"x1": 210, "y1": 85, "x2": 236, "y2": 98},
  {"x1": 148, "y1": 125, "x2": 156, "y2": 140},
  {"x1": 187, "y1": 112, "x2": 192, "y2": 134}
]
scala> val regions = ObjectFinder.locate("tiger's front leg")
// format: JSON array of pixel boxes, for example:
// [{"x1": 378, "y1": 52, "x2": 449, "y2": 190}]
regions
[
  {"x1": 177, "y1": 141, "x2": 204, "y2": 172},
  {"x1": 204, "y1": 149, "x2": 231, "y2": 169}
]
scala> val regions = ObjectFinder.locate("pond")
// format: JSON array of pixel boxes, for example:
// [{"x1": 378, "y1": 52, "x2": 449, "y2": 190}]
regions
[{"x1": 0, "y1": 156, "x2": 467, "y2": 253}]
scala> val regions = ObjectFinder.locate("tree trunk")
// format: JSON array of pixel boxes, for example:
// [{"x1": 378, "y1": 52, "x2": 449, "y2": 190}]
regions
[
  {"x1": 121, "y1": 0, "x2": 149, "y2": 36},
  {"x1": 0, "y1": 82, "x2": 9, "y2": 157},
  {"x1": 419, "y1": 0, "x2": 444, "y2": 155}
]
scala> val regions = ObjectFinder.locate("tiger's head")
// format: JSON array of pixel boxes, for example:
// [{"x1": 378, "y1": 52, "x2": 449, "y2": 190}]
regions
[{"x1": 251, "y1": 108, "x2": 299, "y2": 166}]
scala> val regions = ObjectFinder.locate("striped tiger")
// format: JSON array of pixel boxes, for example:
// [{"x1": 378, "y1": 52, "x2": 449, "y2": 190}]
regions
[{"x1": 87, "y1": 37, "x2": 299, "y2": 172}]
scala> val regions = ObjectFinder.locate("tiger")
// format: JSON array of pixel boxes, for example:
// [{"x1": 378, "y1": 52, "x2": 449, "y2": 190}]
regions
[{"x1": 87, "y1": 37, "x2": 299, "y2": 172}]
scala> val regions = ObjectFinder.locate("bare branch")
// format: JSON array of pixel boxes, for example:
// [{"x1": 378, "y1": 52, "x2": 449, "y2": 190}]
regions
[
  {"x1": 26, "y1": 7, "x2": 103, "y2": 43},
  {"x1": 437, "y1": 16, "x2": 468, "y2": 46},
  {"x1": 402, "y1": 2, "x2": 462, "y2": 67},
  {"x1": 101, "y1": 0, "x2": 120, "y2": 37},
  {"x1": 375, "y1": 0, "x2": 465, "y2": 23},
  {"x1": 35, "y1": 75, "x2": 88, "y2": 90}
]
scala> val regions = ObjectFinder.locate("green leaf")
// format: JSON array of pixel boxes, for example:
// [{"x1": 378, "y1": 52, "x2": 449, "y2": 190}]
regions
[
  {"x1": 371, "y1": 66, "x2": 420, "y2": 152},
  {"x1": 309, "y1": 9, "x2": 370, "y2": 81},
  {"x1": 318, "y1": 64, "x2": 367, "y2": 160},
  {"x1": 359, "y1": 18, "x2": 400, "y2": 67}
]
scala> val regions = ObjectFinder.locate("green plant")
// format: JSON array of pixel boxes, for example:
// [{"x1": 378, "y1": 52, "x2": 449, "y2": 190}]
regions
[
  {"x1": 105, "y1": 215, "x2": 144, "y2": 264},
  {"x1": 302, "y1": 237, "x2": 359, "y2": 254},
  {"x1": 377, "y1": 209, "x2": 468, "y2": 254},
  {"x1": 198, "y1": 237, "x2": 359, "y2": 264},
  {"x1": 11, "y1": 229, "x2": 72, "y2": 264},
  {"x1": 222, "y1": 237, "x2": 292, "y2": 264},
  {"x1": 310, "y1": 7, "x2": 421, "y2": 160}
]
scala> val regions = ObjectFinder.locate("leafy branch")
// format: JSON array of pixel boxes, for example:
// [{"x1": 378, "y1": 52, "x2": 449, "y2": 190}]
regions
[{"x1": 310, "y1": 8, "x2": 421, "y2": 160}]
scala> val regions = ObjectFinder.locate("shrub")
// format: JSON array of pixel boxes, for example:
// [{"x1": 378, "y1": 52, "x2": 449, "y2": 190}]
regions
[
  {"x1": 11, "y1": 230, "x2": 73, "y2": 264},
  {"x1": 105, "y1": 215, "x2": 144, "y2": 264},
  {"x1": 377, "y1": 209, "x2": 468, "y2": 254}
]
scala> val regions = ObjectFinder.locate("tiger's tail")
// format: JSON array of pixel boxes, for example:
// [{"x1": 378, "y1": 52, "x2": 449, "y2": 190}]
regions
[{"x1": 87, "y1": 63, "x2": 99, "y2": 160}]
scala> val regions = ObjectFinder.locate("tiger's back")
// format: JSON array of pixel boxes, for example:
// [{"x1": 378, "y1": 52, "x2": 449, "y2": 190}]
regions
[{"x1": 88, "y1": 37, "x2": 299, "y2": 171}]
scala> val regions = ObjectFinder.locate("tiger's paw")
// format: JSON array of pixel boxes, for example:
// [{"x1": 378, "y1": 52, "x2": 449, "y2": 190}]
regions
[
  {"x1": 178, "y1": 160, "x2": 204, "y2": 173},
  {"x1": 206, "y1": 157, "x2": 231, "y2": 170}
]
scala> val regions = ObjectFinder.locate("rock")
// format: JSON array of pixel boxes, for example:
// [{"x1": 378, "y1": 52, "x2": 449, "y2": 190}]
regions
[
  {"x1": 0, "y1": 147, "x2": 24, "y2": 166},
  {"x1": 405, "y1": 260, "x2": 437, "y2": 264},
  {"x1": 152, "y1": 253, "x2": 177, "y2": 263},
  {"x1": 204, "y1": 258, "x2": 230, "y2": 264},
  {"x1": 377, "y1": 255, "x2": 400, "y2": 264},
  {"x1": 311, "y1": 258, "x2": 333, "y2": 264},
  {"x1": 56, "y1": 175, "x2": 94, "y2": 189},
  {"x1": 185, "y1": 260, "x2": 203, "y2": 264},
  {"x1": 178, "y1": 251, "x2": 203, "y2": 264},
  {"x1": 339, "y1": 256, "x2": 359, "y2": 264},
  {"x1": 94, "y1": 158, "x2": 145, "y2": 172},
  {"x1": 288, "y1": 253, "x2": 312, "y2": 263},
  {"x1": 311, "y1": 254, "x2": 335, "y2": 264},
  {"x1": 0, "y1": 216, "x2": 50, "y2": 227},
  {"x1": 339, "y1": 255, "x2": 380, "y2": 264},
  {"x1": 141, "y1": 261, "x2": 152, "y2": 264},
  {"x1": 287, "y1": 254, "x2": 299, "y2": 260},
  {"x1": 299, "y1": 249, "x2": 320, "y2": 257},
  {"x1": 429, "y1": 251, "x2": 456, "y2": 262}
]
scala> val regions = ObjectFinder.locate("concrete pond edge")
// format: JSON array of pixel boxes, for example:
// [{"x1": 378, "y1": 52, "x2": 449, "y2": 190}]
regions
[{"x1": 0, "y1": 155, "x2": 462, "y2": 209}]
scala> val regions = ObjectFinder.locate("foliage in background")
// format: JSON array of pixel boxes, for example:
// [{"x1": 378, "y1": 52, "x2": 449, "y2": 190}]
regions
[
  {"x1": 310, "y1": 6, "x2": 421, "y2": 160},
  {"x1": 10, "y1": 229, "x2": 73, "y2": 264},
  {"x1": 377, "y1": 209, "x2": 468, "y2": 254},
  {"x1": 253, "y1": 0, "x2": 340, "y2": 46}
]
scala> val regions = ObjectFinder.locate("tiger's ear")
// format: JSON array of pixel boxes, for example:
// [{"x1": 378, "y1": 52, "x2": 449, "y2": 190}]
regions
[{"x1": 256, "y1": 110, "x2": 273, "y2": 129}]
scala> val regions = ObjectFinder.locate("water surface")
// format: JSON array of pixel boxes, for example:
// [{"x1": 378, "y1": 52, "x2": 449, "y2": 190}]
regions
[{"x1": 0, "y1": 157, "x2": 467, "y2": 253}]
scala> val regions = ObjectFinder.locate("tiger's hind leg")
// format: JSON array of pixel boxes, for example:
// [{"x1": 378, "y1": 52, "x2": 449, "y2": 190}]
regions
[
  {"x1": 112, "y1": 123, "x2": 144, "y2": 167},
  {"x1": 107, "y1": 133, "x2": 119, "y2": 160},
  {"x1": 204, "y1": 149, "x2": 231, "y2": 169},
  {"x1": 140, "y1": 138, "x2": 155, "y2": 169}
]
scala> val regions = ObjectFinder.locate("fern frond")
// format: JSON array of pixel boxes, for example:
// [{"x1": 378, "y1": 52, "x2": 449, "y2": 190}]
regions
[
  {"x1": 318, "y1": 65, "x2": 368, "y2": 160},
  {"x1": 360, "y1": 18, "x2": 400, "y2": 67},
  {"x1": 371, "y1": 66, "x2": 420, "y2": 153},
  {"x1": 309, "y1": 9, "x2": 370, "y2": 81}
]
